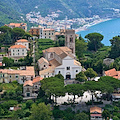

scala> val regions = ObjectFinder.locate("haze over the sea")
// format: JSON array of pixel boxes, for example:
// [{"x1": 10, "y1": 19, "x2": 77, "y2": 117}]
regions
[{"x1": 77, "y1": 18, "x2": 120, "y2": 46}]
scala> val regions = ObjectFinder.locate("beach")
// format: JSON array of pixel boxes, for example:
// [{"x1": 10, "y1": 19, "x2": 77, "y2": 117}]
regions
[{"x1": 75, "y1": 18, "x2": 111, "y2": 33}]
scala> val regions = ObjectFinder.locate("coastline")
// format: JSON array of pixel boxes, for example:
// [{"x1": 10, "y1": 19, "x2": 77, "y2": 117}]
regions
[{"x1": 75, "y1": 18, "x2": 112, "y2": 33}]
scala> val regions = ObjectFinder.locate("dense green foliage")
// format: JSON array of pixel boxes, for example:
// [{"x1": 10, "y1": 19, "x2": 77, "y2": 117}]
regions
[
  {"x1": 109, "y1": 36, "x2": 120, "y2": 59},
  {"x1": 74, "y1": 112, "x2": 89, "y2": 120},
  {"x1": 85, "y1": 33, "x2": 104, "y2": 51},
  {"x1": 75, "y1": 72, "x2": 87, "y2": 82},
  {"x1": 75, "y1": 36, "x2": 87, "y2": 58},
  {"x1": 0, "y1": 26, "x2": 31, "y2": 47},
  {"x1": 30, "y1": 103, "x2": 52, "y2": 120}
]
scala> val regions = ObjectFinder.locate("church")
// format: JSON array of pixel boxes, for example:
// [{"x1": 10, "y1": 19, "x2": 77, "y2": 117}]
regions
[{"x1": 38, "y1": 29, "x2": 82, "y2": 79}]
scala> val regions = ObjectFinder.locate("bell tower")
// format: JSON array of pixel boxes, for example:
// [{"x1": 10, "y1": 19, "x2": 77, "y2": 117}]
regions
[{"x1": 65, "y1": 29, "x2": 75, "y2": 55}]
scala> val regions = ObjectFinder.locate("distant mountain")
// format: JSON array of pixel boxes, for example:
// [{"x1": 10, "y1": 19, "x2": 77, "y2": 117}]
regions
[
  {"x1": 0, "y1": 1, "x2": 23, "y2": 26},
  {"x1": 14, "y1": 0, "x2": 120, "y2": 18},
  {"x1": 1, "y1": 0, "x2": 120, "y2": 26}
]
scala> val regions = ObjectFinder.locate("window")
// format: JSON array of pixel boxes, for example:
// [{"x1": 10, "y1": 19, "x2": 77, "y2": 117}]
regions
[
  {"x1": 70, "y1": 37, "x2": 73, "y2": 42},
  {"x1": 44, "y1": 75, "x2": 46, "y2": 78},
  {"x1": 45, "y1": 36, "x2": 46, "y2": 38},
  {"x1": 49, "y1": 33, "x2": 50, "y2": 35},
  {"x1": 50, "y1": 53, "x2": 53, "y2": 58},
  {"x1": 13, "y1": 50, "x2": 14, "y2": 52},
  {"x1": 58, "y1": 71, "x2": 61, "y2": 74},
  {"x1": 18, "y1": 53, "x2": 19, "y2": 55},
  {"x1": 13, "y1": 53, "x2": 14, "y2": 56},
  {"x1": 22, "y1": 53, "x2": 24, "y2": 55},
  {"x1": 44, "y1": 65, "x2": 46, "y2": 67},
  {"x1": 10, "y1": 75, "x2": 11, "y2": 78},
  {"x1": 3, "y1": 74, "x2": 4, "y2": 78},
  {"x1": 67, "y1": 67, "x2": 70, "y2": 70},
  {"x1": 76, "y1": 70, "x2": 78, "y2": 72},
  {"x1": 49, "y1": 36, "x2": 51, "y2": 38},
  {"x1": 45, "y1": 33, "x2": 46, "y2": 35},
  {"x1": 22, "y1": 49, "x2": 24, "y2": 51},
  {"x1": 16, "y1": 76, "x2": 18, "y2": 78},
  {"x1": 52, "y1": 33, "x2": 53, "y2": 35},
  {"x1": 18, "y1": 50, "x2": 19, "y2": 52}
]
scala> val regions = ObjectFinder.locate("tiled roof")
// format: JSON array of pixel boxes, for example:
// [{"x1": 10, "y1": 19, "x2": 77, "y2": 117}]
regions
[
  {"x1": 74, "y1": 60, "x2": 81, "y2": 66},
  {"x1": 43, "y1": 47, "x2": 72, "y2": 56},
  {"x1": 90, "y1": 106, "x2": 102, "y2": 114},
  {"x1": 91, "y1": 114, "x2": 102, "y2": 117},
  {"x1": 43, "y1": 29, "x2": 54, "y2": 31},
  {"x1": 49, "y1": 59, "x2": 61, "y2": 67},
  {"x1": 55, "y1": 32, "x2": 60, "y2": 35},
  {"x1": 0, "y1": 66, "x2": 35, "y2": 76},
  {"x1": 10, "y1": 45, "x2": 26, "y2": 49},
  {"x1": 9, "y1": 23, "x2": 26, "y2": 27},
  {"x1": 23, "y1": 80, "x2": 33, "y2": 86},
  {"x1": 105, "y1": 68, "x2": 118, "y2": 77},
  {"x1": 32, "y1": 76, "x2": 43, "y2": 83},
  {"x1": 16, "y1": 39, "x2": 29, "y2": 43},
  {"x1": 39, "y1": 66, "x2": 55, "y2": 75},
  {"x1": 38, "y1": 57, "x2": 49, "y2": 64}
]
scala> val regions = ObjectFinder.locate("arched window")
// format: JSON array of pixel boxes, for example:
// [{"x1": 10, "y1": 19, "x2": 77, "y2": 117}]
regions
[
  {"x1": 58, "y1": 71, "x2": 61, "y2": 74},
  {"x1": 70, "y1": 37, "x2": 73, "y2": 42},
  {"x1": 50, "y1": 53, "x2": 53, "y2": 58}
]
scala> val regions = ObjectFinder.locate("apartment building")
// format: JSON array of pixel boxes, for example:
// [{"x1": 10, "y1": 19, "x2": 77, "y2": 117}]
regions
[
  {"x1": 29, "y1": 26, "x2": 55, "y2": 40},
  {"x1": 8, "y1": 45, "x2": 27, "y2": 61}
]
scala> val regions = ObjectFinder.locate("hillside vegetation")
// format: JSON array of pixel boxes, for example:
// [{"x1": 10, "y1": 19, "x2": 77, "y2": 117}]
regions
[{"x1": 1, "y1": 0, "x2": 120, "y2": 25}]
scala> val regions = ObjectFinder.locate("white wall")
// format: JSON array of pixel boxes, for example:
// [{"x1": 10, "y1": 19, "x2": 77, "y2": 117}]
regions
[
  {"x1": 55, "y1": 56, "x2": 82, "y2": 79},
  {"x1": 10, "y1": 48, "x2": 27, "y2": 57}
]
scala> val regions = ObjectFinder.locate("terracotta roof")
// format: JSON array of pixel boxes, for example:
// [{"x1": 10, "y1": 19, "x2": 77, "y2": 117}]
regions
[
  {"x1": 105, "y1": 68, "x2": 118, "y2": 77},
  {"x1": 0, "y1": 66, "x2": 35, "y2": 76},
  {"x1": 23, "y1": 80, "x2": 33, "y2": 86},
  {"x1": 43, "y1": 29, "x2": 54, "y2": 31},
  {"x1": 91, "y1": 114, "x2": 102, "y2": 117},
  {"x1": 43, "y1": 47, "x2": 72, "y2": 56},
  {"x1": 59, "y1": 52, "x2": 67, "y2": 59},
  {"x1": 8, "y1": 23, "x2": 26, "y2": 27},
  {"x1": 10, "y1": 45, "x2": 26, "y2": 49},
  {"x1": 16, "y1": 39, "x2": 29, "y2": 43},
  {"x1": 38, "y1": 57, "x2": 49, "y2": 64},
  {"x1": 49, "y1": 59, "x2": 61, "y2": 67},
  {"x1": 55, "y1": 32, "x2": 60, "y2": 35},
  {"x1": 39, "y1": 66, "x2": 55, "y2": 75},
  {"x1": 32, "y1": 76, "x2": 43, "y2": 83},
  {"x1": 90, "y1": 106, "x2": 102, "y2": 114}
]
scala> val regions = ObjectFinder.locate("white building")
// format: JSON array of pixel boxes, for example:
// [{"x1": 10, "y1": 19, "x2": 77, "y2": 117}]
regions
[
  {"x1": 8, "y1": 45, "x2": 28, "y2": 61},
  {"x1": 15, "y1": 39, "x2": 29, "y2": 50},
  {"x1": 55, "y1": 56, "x2": 81, "y2": 79},
  {"x1": 38, "y1": 47, "x2": 82, "y2": 79}
]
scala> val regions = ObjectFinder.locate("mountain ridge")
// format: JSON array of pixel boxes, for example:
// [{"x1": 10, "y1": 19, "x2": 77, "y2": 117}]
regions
[{"x1": 1, "y1": 0, "x2": 120, "y2": 26}]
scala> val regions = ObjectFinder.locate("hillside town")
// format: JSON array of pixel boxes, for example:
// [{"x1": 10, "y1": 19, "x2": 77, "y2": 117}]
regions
[
  {"x1": 26, "y1": 11, "x2": 107, "y2": 32},
  {"x1": 0, "y1": 22, "x2": 120, "y2": 120}
]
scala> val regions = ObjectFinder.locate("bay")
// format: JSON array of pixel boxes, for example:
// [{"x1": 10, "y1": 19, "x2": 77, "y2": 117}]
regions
[{"x1": 76, "y1": 18, "x2": 120, "y2": 46}]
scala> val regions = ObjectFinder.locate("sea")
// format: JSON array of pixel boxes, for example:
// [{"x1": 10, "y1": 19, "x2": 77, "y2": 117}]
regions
[{"x1": 76, "y1": 18, "x2": 120, "y2": 46}]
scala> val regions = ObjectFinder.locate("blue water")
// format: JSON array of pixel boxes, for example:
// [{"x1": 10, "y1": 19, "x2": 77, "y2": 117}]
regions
[{"x1": 76, "y1": 18, "x2": 120, "y2": 46}]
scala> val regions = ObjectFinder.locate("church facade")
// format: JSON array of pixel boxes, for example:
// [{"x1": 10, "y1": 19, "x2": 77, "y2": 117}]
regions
[{"x1": 38, "y1": 29, "x2": 82, "y2": 79}]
